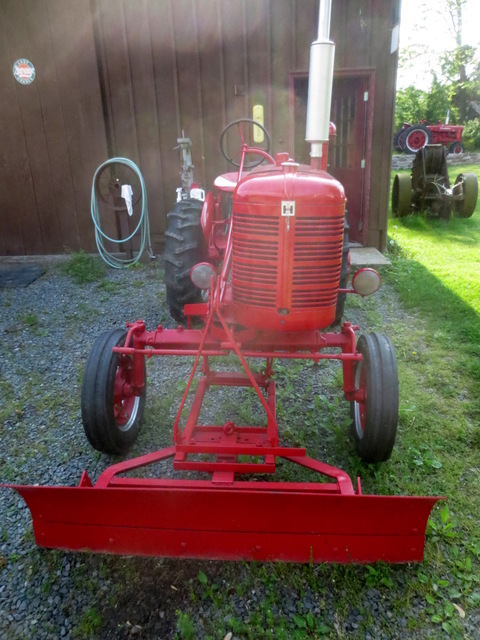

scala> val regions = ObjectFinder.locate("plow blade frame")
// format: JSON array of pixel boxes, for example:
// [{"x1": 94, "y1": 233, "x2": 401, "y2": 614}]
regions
[{"x1": 5, "y1": 448, "x2": 441, "y2": 564}]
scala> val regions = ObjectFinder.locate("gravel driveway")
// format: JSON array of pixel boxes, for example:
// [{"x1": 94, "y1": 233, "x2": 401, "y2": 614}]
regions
[{"x1": 0, "y1": 257, "x2": 474, "y2": 639}]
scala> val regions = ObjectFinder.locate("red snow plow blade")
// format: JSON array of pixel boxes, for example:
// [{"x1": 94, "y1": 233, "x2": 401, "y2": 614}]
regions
[{"x1": 5, "y1": 447, "x2": 441, "y2": 564}]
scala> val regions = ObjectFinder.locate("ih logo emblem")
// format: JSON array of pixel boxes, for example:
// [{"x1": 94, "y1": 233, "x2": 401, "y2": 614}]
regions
[{"x1": 281, "y1": 201, "x2": 295, "y2": 216}]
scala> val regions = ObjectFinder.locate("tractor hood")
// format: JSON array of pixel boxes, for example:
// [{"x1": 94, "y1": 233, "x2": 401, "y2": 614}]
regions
[{"x1": 235, "y1": 162, "x2": 346, "y2": 206}]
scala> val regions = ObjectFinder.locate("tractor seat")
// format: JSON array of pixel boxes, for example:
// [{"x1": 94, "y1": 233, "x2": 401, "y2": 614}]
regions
[{"x1": 213, "y1": 172, "x2": 239, "y2": 193}]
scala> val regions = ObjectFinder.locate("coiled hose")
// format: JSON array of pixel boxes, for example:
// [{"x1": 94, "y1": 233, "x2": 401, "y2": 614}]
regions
[{"x1": 90, "y1": 157, "x2": 155, "y2": 268}]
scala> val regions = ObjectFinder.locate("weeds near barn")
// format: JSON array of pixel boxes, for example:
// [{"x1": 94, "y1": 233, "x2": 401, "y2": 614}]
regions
[{"x1": 60, "y1": 251, "x2": 106, "y2": 284}]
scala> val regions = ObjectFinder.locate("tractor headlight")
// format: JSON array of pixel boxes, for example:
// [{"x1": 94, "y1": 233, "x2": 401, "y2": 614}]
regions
[
  {"x1": 190, "y1": 263, "x2": 217, "y2": 289},
  {"x1": 352, "y1": 268, "x2": 381, "y2": 297}
]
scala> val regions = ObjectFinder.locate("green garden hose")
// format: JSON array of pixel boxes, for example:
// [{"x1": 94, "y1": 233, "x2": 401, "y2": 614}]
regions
[{"x1": 91, "y1": 157, "x2": 155, "y2": 268}]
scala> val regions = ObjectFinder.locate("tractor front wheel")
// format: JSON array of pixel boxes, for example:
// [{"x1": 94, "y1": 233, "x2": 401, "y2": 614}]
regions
[
  {"x1": 350, "y1": 333, "x2": 398, "y2": 463},
  {"x1": 453, "y1": 173, "x2": 478, "y2": 218},
  {"x1": 81, "y1": 328, "x2": 146, "y2": 455},
  {"x1": 449, "y1": 142, "x2": 465, "y2": 155},
  {"x1": 164, "y1": 198, "x2": 206, "y2": 324}
]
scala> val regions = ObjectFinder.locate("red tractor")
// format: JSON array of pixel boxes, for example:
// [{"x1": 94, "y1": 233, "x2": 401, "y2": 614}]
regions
[
  {"x1": 3, "y1": 1, "x2": 440, "y2": 564},
  {"x1": 394, "y1": 120, "x2": 465, "y2": 155}
]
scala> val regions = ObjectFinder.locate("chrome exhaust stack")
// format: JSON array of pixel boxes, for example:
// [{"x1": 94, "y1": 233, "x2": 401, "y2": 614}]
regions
[{"x1": 306, "y1": 0, "x2": 335, "y2": 164}]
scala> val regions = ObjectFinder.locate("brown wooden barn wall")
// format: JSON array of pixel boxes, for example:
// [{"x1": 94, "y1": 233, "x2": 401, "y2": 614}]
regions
[{"x1": 0, "y1": 0, "x2": 400, "y2": 256}]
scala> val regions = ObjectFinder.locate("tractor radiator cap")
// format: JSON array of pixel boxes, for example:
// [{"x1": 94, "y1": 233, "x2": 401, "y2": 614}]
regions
[{"x1": 281, "y1": 161, "x2": 300, "y2": 174}]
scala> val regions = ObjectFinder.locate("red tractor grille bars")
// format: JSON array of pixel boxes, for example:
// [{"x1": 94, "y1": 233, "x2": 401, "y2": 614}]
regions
[
  {"x1": 292, "y1": 216, "x2": 343, "y2": 308},
  {"x1": 232, "y1": 213, "x2": 279, "y2": 308},
  {"x1": 231, "y1": 165, "x2": 346, "y2": 330}
]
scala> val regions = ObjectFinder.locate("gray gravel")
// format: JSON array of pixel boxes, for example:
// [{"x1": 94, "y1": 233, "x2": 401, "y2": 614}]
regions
[{"x1": 0, "y1": 256, "x2": 477, "y2": 639}]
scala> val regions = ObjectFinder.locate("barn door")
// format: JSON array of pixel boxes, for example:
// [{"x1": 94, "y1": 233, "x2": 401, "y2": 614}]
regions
[
  {"x1": 329, "y1": 76, "x2": 370, "y2": 244},
  {"x1": 291, "y1": 73, "x2": 371, "y2": 244}
]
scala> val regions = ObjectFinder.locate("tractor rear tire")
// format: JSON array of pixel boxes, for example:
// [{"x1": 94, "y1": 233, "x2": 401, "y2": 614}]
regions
[
  {"x1": 419, "y1": 144, "x2": 446, "y2": 176},
  {"x1": 453, "y1": 173, "x2": 478, "y2": 218},
  {"x1": 393, "y1": 131, "x2": 403, "y2": 152},
  {"x1": 391, "y1": 174, "x2": 412, "y2": 217},
  {"x1": 350, "y1": 333, "x2": 398, "y2": 463},
  {"x1": 403, "y1": 125, "x2": 432, "y2": 154},
  {"x1": 396, "y1": 129, "x2": 408, "y2": 152},
  {"x1": 164, "y1": 199, "x2": 206, "y2": 324},
  {"x1": 81, "y1": 328, "x2": 146, "y2": 455}
]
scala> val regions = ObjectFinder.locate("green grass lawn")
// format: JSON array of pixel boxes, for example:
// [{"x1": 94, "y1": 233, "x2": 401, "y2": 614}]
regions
[
  {"x1": 377, "y1": 161, "x2": 480, "y2": 636},
  {"x1": 387, "y1": 162, "x2": 480, "y2": 379},
  {"x1": 389, "y1": 163, "x2": 480, "y2": 315}
]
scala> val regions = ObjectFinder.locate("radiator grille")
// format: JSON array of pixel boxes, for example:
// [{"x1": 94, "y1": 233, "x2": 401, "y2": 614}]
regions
[
  {"x1": 232, "y1": 213, "x2": 343, "y2": 309},
  {"x1": 292, "y1": 216, "x2": 343, "y2": 309},
  {"x1": 232, "y1": 214, "x2": 279, "y2": 307}
]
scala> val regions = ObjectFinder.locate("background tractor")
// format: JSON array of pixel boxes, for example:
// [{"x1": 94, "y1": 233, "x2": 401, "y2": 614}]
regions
[
  {"x1": 392, "y1": 144, "x2": 478, "y2": 220},
  {"x1": 394, "y1": 120, "x2": 465, "y2": 155}
]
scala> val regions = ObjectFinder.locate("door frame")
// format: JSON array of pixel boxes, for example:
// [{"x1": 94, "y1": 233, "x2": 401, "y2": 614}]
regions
[{"x1": 289, "y1": 69, "x2": 375, "y2": 246}]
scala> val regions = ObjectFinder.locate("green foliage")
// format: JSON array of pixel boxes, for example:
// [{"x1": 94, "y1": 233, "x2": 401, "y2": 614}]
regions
[
  {"x1": 395, "y1": 80, "x2": 457, "y2": 131},
  {"x1": 21, "y1": 312, "x2": 39, "y2": 328},
  {"x1": 396, "y1": 1, "x2": 480, "y2": 128},
  {"x1": 440, "y1": 44, "x2": 480, "y2": 122},
  {"x1": 197, "y1": 570, "x2": 208, "y2": 586},
  {"x1": 364, "y1": 563, "x2": 395, "y2": 589},
  {"x1": 197, "y1": 570, "x2": 220, "y2": 602},
  {"x1": 61, "y1": 251, "x2": 106, "y2": 284},
  {"x1": 462, "y1": 117, "x2": 480, "y2": 149},
  {"x1": 425, "y1": 75, "x2": 456, "y2": 123},
  {"x1": 72, "y1": 607, "x2": 102, "y2": 637},
  {"x1": 426, "y1": 504, "x2": 456, "y2": 543},
  {"x1": 175, "y1": 610, "x2": 195, "y2": 640},
  {"x1": 395, "y1": 86, "x2": 427, "y2": 129}
]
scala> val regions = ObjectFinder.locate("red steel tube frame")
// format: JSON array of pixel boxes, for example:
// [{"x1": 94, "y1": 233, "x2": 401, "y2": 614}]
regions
[
  {"x1": 3, "y1": 309, "x2": 443, "y2": 562},
  {"x1": 2, "y1": 263, "x2": 443, "y2": 563}
]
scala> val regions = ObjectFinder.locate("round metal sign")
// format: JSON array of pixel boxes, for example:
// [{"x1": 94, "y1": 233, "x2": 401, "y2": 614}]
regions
[{"x1": 13, "y1": 59, "x2": 36, "y2": 85}]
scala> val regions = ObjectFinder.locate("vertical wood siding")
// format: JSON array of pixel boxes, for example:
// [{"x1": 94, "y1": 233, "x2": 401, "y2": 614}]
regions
[
  {"x1": 0, "y1": 0, "x2": 108, "y2": 255},
  {"x1": 0, "y1": 0, "x2": 399, "y2": 255}
]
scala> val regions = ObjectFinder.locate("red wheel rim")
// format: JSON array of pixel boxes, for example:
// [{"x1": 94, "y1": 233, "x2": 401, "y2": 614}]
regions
[
  {"x1": 113, "y1": 355, "x2": 140, "y2": 431},
  {"x1": 406, "y1": 129, "x2": 428, "y2": 151}
]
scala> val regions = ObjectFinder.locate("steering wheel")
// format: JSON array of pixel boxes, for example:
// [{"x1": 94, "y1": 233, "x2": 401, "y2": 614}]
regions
[{"x1": 219, "y1": 118, "x2": 272, "y2": 169}]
